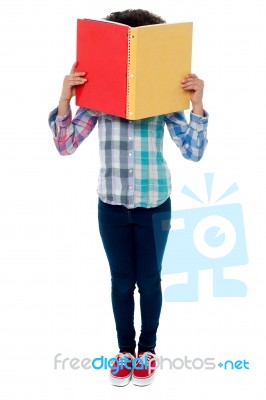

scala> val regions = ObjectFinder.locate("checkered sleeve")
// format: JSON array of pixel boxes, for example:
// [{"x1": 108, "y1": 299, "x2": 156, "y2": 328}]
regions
[
  {"x1": 48, "y1": 106, "x2": 98, "y2": 155},
  {"x1": 164, "y1": 110, "x2": 208, "y2": 161}
]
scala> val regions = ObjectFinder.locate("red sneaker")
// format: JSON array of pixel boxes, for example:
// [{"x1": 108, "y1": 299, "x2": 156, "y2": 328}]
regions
[
  {"x1": 132, "y1": 351, "x2": 157, "y2": 386},
  {"x1": 109, "y1": 352, "x2": 135, "y2": 386}
]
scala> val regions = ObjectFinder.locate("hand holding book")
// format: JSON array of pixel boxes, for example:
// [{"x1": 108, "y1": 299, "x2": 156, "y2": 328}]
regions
[
  {"x1": 60, "y1": 61, "x2": 87, "y2": 102},
  {"x1": 181, "y1": 73, "x2": 204, "y2": 116},
  {"x1": 58, "y1": 61, "x2": 87, "y2": 117}
]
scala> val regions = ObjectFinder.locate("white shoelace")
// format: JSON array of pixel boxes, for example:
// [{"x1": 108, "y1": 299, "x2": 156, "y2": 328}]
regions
[
  {"x1": 135, "y1": 351, "x2": 156, "y2": 366},
  {"x1": 111, "y1": 352, "x2": 134, "y2": 365}
]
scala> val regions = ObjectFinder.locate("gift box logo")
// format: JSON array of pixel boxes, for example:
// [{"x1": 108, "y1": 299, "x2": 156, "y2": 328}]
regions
[{"x1": 153, "y1": 173, "x2": 249, "y2": 302}]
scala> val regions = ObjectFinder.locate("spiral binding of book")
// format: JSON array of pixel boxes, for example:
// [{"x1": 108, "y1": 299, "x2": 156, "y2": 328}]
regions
[
  {"x1": 126, "y1": 29, "x2": 137, "y2": 120},
  {"x1": 126, "y1": 29, "x2": 132, "y2": 119},
  {"x1": 126, "y1": 28, "x2": 138, "y2": 119}
]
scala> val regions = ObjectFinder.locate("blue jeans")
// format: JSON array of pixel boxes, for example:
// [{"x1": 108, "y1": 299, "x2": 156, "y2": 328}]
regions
[{"x1": 98, "y1": 197, "x2": 171, "y2": 354}]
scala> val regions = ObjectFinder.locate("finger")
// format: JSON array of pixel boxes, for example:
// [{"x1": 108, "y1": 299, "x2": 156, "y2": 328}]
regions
[
  {"x1": 185, "y1": 73, "x2": 198, "y2": 78},
  {"x1": 65, "y1": 75, "x2": 87, "y2": 86},
  {"x1": 67, "y1": 74, "x2": 86, "y2": 83},
  {"x1": 70, "y1": 61, "x2": 78, "y2": 74},
  {"x1": 69, "y1": 71, "x2": 86, "y2": 77},
  {"x1": 181, "y1": 76, "x2": 199, "y2": 84},
  {"x1": 181, "y1": 78, "x2": 202, "y2": 84},
  {"x1": 181, "y1": 84, "x2": 202, "y2": 91},
  {"x1": 71, "y1": 80, "x2": 87, "y2": 86},
  {"x1": 69, "y1": 78, "x2": 87, "y2": 86},
  {"x1": 181, "y1": 79, "x2": 202, "y2": 87},
  {"x1": 181, "y1": 80, "x2": 204, "y2": 88}
]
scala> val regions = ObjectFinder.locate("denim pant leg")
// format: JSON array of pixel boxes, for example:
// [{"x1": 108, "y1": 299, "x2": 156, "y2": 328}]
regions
[
  {"x1": 131, "y1": 197, "x2": 171, "y2": 352},
  {"x1": 98, "y1": 199, "x2": 137, "y2": 353},
  {"x1": 98, "y1": 197, "x2": 171, "y2": 353}
]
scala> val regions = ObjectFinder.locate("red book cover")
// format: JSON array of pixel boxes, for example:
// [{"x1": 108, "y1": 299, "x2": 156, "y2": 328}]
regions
[{"x1": 75, "y1": 19, "x2": 129, "y2": 118}]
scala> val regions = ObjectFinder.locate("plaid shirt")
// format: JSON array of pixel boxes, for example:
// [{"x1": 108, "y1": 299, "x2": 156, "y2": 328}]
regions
[{"x1": 48, "y1": 106, "x2": 208, "y2": 208}]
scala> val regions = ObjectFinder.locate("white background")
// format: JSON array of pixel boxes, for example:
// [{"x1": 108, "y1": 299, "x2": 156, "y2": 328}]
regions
[{"x1": 0, "y1": 0, "x2": 265, "y2": 398}]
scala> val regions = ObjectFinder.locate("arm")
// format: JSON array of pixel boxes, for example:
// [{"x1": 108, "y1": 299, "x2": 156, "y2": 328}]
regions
[
  {"x1": 164, "y1": 110, "x2": 208, "y2": 162},
  {"x1": 164, "y1": 73, "x2": 208, "y2": 161},
  {"x1": 48, "y1": 105, "x2": 98, "y2": 156},
  {"x1": 48, "y1": 61, "x2": 98, "y2": 155}
]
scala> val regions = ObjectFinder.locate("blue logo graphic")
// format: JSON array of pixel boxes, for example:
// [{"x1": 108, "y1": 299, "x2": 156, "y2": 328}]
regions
[{"x1": 153, "y1": 173, "x2": 249, "y2": 302}]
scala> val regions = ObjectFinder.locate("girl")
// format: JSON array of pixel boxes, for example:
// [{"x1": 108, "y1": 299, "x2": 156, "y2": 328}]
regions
[{"x1": 48, "y1": 8, "x2": 208, "y2": 387}]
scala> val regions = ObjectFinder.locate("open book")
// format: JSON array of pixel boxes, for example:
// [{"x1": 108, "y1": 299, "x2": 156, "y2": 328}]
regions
[{"x1": 75, "y1": 18, "x2": 193, "y2": 120}]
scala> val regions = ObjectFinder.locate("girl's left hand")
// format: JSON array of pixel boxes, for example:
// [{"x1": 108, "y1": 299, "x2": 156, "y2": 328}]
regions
[{"x1": 181, "y1": 73, "x2": 204, "y2": 108}]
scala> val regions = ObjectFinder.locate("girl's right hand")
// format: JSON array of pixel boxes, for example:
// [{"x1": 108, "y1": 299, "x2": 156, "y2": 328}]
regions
[{"x1": 60, "y1": 61, "x2": 87, "y2": 102}]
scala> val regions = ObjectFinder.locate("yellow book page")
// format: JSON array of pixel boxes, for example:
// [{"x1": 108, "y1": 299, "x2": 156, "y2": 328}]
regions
[{"x1": 129, "y1": 22, "x2": 193, "y2": 120}]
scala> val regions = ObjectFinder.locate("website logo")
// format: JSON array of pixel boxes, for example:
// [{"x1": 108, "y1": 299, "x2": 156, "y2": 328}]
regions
[
  {"x1": 54, "y1": 353, "x2": 250, "y2": 372},
  {"x1": 153, "y1": 173, "x2": 249, "y2": 301}
]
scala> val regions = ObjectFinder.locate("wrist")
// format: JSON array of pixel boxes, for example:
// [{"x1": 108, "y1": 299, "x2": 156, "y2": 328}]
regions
[
  {"x1": 59, "y1": 97, "x2": 70, "y2": 106},
  {"x1": 191, "y1": 102, "x2": 204, "y2": 116},
  {"x1": 58, "y1": 97, "x2": 70, "y2": 117}
]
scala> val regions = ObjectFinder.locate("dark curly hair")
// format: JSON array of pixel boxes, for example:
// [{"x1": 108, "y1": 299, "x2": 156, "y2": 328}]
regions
[{"x1": 104, "y1": 9, "x2": 166, "y2": 27}]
